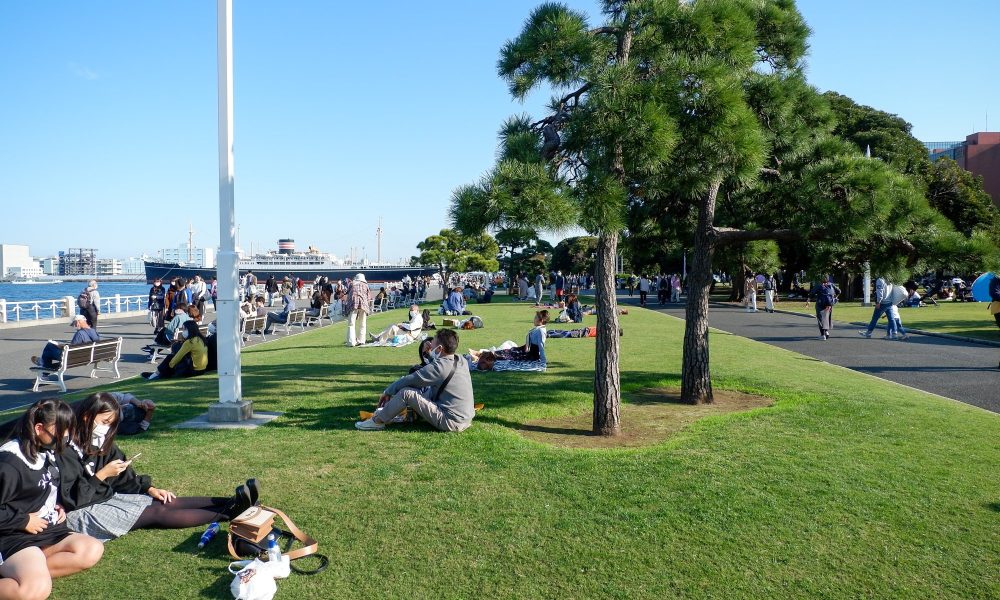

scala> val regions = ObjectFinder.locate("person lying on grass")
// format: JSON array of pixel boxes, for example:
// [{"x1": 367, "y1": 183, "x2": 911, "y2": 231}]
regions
[
  {"x1": 0, "y1": 398, "x2": 105, "y2": 600},
  {"x1": 355, "y1": 329, "x2": 475, "y2": 432},
  {"x1": 55, "y1": 393, "x2": 258, "y2": 542}
]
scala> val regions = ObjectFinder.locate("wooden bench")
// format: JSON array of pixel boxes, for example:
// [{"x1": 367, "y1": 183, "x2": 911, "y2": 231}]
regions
[
  {"x1": 241, "y1": 315, "x2": 268, "y2": 345},
  {"x1": 305, "y1": 304, "x2": 330, "y2": 327},
  {"x1": 281, "y1": 309, "x2": 308, "y2": 335},
  {"x1": 31, "y1": 337, "x2": 123, "y2": 393},
  {"x1": 146, "y1": 324, "x2": 211, "y2": 362}
]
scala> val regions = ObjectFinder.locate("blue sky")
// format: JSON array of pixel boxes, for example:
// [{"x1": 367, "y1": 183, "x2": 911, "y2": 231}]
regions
[{"x1": 1, "y1": 1, "x2": 997, "y2": 262}]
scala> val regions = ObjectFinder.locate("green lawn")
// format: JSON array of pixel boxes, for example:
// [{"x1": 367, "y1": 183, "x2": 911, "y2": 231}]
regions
[
  {"x1": 45, "y1": 300, "x2": 1000, "y2": 599},
  {"x1": 779, "y1": 299, "x2": 1000, "y2": 342}
]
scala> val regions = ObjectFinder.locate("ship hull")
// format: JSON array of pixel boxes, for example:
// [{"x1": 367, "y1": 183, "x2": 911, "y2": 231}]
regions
[{"x1": 143, "y1": 261, "x2": 437, "y2": 285}]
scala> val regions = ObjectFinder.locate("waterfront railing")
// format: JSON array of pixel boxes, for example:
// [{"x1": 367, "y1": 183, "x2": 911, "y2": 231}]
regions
[{"x1": 0, "y1": 295, "x2": 149, "y2": 324}]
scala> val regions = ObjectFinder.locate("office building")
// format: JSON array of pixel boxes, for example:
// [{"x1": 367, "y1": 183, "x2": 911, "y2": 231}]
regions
[
  {"x1": 927, "y1": 131, "x2": 1000, "y2": 207},
  {"x1": 158, "y1": 245, "x2": 216, "y2": 268},
  {"x1": 0, "y1": 244, "x2": 36, "y2": 278}
]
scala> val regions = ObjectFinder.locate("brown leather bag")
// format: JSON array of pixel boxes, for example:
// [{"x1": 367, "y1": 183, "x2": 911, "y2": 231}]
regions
[{"x1": 227, "y1": 505, "x2": 318, "y2": 562}]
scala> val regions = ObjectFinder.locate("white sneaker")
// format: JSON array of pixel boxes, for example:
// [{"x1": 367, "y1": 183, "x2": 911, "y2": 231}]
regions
[{"x1": 354, "y1": 418, "x2": 385, "y2": 431}]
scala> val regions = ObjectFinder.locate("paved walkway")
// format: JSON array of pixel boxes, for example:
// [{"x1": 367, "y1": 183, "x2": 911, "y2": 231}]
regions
[
  {"x1": 622, "y1": 297, "x2": 1000, "y2": 414},
  {"x1": 0, "y1": 310, "x2": 342, "y2": 412}
]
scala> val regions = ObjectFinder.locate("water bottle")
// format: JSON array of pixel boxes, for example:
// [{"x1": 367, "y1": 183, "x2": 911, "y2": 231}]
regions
[
  {"x1": 266, "y1": 533, "x2": 282, "y2": 563},
  {"x1": 197, "y1": 522, "x2": 220, "y2": 549}
]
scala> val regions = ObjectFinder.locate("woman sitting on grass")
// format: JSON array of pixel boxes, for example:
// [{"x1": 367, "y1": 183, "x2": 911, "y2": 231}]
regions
[
  {"x1": 142, "y1": 320, "x2": 207, "y2": 380},
  {"x1": 0, "y1": 399, "x2": 104, "y2": 599},
  {"x1": 368, "y1": 304, "x2": 423, "y2": 345},
  {"x1": 56, "y1": 393, "x2": 257, "y2": 542}
]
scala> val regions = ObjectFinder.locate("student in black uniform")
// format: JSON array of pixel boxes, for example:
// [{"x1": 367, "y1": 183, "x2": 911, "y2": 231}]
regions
[
  {"x1": 57, "y1": 393, "x2": 257, "y2": 542},
  {"x1": 0, "y1": 398, "x2": 104, "y2": 599}
]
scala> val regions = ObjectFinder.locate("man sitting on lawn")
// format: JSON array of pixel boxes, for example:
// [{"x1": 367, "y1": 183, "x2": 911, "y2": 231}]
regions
[{"x1": 355, "y1": 329, "x2": 475, "y2": 432}]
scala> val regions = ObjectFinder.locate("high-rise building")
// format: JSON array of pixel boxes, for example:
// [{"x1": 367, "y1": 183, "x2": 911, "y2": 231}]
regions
[
  {"x1": 59, "y1": 248, "x2": 98, "y2": 276},
  {"x1": 157, "y1": 245, "x2": 216, "y2": 268},
  {"x1": 927, "y1": 132, "x2": 1000, "y2": 207},
  {"x1": 0, "y1": 244, "x2": 36, "y2": 278}
]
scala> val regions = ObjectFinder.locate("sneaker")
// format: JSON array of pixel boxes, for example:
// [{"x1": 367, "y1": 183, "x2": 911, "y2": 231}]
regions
[
  {"x1": 818, "y1": 335, "x2": 826, "y2": 340},
  {"x1": 858, "y1": 330, "x2": 871, "y2": 338},
  {"x1": 30, "y1": 356, "x2": 41, "y2": 367},
  {"x1": 354, "y1": 418, "x2": 385, "y2": 431},
  {"x1": 140, "y1": 371, "x2": 153, "y2": 379},
  {"x1": 897, "y1": 334, "x2": 908, "y2": 340}
]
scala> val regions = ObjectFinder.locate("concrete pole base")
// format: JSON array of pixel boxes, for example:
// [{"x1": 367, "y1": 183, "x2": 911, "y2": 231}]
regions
[{"x1": 208, "y1": 400, "x2": 254, "y2": 422}]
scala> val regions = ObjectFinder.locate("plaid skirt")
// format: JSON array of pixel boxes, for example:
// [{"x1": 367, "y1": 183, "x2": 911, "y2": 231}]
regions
[{"x1": 66, "y1": 493, "x2": 153, "y2": 541}]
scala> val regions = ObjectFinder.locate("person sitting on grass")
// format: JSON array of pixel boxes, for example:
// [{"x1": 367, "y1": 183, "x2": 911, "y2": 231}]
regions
[
  {"x1": 440, "y1": 287, "x2": 469, "y2": 316},
  {"x1": 369, "y1": 304, "x2": 423, "y2": 345},
  {"x1": 565, "y1": 294, "x2": 584, "y2": 323},
  {"x1": 355, "y1": 329, "x2": 475, "y2": 432},
  {"x1": 106, "y1": 392, "x2": 156, "y2": 435},
  {"x1": 33, "y1": 314, "x2": 99, "y2": 369},
  {"x1": 0, "y1": 398, "x2": 105, "y2": 600},
  {"x1": 470, "y1": 310, "x2": 548, "y2": 364},
  {"x1": 56, "y1": 393, "x2": 257, "y2": 543},
  {"x1": 142, "y1": 321, "x2": 207, "y2": 380}
]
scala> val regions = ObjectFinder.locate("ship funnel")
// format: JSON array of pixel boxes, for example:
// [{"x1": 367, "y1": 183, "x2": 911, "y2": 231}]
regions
[{"x1": 277, "y1": 239, "x2": 295, "y2": 255}]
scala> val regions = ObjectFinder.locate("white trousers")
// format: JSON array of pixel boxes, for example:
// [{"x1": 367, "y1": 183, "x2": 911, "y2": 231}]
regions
[
  {"x1": 745, "y1": 292, "x2": 757, "y2": 311},
  {"x1": 347, "y1": 309, "x2": 367, "y2": 345},
  {"x1": 765, "y1": 289, "x2": 775, "y2": 312}
]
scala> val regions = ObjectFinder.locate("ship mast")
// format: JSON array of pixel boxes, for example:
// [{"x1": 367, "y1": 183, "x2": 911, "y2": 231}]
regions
[{"x1": 376, "y1": 217, "x2": 382, "y2": 264}]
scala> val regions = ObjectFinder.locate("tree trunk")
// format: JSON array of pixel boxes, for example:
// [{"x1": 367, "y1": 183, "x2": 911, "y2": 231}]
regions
[
  {"x1": 593, "y1": 231, "x2": 621, "y2": 436},
  {"x1": 681, "y1": 180, "x2": 722, "y2": 404}
]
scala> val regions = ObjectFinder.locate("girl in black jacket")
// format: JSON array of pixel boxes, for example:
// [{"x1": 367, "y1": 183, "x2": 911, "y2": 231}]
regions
[
  {"x1": 0, "y1": 398, "x2": 103, "y2": 599},
  {"x1": 57, "y1": 393, "x2": 257, "y2": 542}
]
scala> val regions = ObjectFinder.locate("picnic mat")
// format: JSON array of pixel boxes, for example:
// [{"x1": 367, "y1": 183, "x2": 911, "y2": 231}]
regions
[{"x1": 360, "y1": 333, "x2": 427, "y2": 348}]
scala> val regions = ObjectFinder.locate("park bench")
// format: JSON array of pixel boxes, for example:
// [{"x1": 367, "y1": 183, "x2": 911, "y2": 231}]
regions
[
  {"x1": 305, "y1": 304, "x2": 330, "y2": 327},
  {"x1": 31, "y1": 337, "x2": 123, "y2": 393},
  {"x1": 281, "y1": 308, "x2": 308, "y2": 335},
  {"x1": 241, "y1": 315, "x2": 268, "y2": 345},
  {"x1": 146, "y1": 324, "x2": 211, "y2": 362}
]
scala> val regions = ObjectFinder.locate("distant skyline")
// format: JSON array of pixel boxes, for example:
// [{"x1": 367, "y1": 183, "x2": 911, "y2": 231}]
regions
[{"x1": 1, "y1": 1, "x2": 997, "y2": 261}]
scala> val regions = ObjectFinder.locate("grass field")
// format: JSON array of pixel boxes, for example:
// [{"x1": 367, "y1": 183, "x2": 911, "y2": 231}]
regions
[
  {"x1": 778, "y1": 299, "x2": 1000, "y2": 342},
  {"x1": 41, "y1": 299, "x2": 1000, "y2": 599}
]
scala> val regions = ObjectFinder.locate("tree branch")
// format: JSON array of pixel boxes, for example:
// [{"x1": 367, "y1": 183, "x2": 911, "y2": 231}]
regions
[{"x1": 590, "y1": 26, "x2": 619, "y2": 36}]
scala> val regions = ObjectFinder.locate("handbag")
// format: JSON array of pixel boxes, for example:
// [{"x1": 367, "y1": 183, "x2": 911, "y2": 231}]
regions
[{"x1": 227, "y1": 506, "x2": 326, "y2": 574}]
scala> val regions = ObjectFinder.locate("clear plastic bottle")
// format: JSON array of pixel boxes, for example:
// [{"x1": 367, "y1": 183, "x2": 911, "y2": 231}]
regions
[{"x1": 266, "y1": 533, "x2": 282, "y2": 563}]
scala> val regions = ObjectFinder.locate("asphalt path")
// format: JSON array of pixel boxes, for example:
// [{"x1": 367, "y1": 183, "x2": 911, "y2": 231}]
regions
[
  {"x1": 622, "y1": 296, "x2": 1000, "y2": 414},
  {"x1": 0, "y1": 308, "x2": 343, "y2": 412}
]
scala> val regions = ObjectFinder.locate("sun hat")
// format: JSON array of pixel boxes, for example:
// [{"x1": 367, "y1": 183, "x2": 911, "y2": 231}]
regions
[{"x1": 354, "y1": 273, "x2": 366, "y2": 282}]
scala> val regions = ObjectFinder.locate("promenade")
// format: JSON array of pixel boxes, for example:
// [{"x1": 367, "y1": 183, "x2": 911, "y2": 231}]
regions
[{"x1": 626, "y1": 297, "x2": 1000, "y2": 414}]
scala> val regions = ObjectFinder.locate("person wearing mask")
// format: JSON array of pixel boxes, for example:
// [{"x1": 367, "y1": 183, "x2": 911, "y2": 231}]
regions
[
  {"x1": 143, "y1": 321, "x2": 208, "y2": 380},
  {"x1": 262, "y1": 291, "x2": 296, "y2": 335},
  {"x1": 153, "y1": 304, "x2": 190, "y2": 347},
  {"x1": 763, "y1": 273, "x2": 778, "y2": 313},
  {"x1": 190, "y1": 276, "x2": 207, "y2": 316},
  {"x1": 147, "y1": 279, "x2": 166, "y2": 331},
  {"x1": 368, "y1": 304, "x2": 423, "y2": 345},
  {"x1": 638, "y1": 275, "x2": 651, "y2": 307},
  {"x1": 0, "y1": 399, "x2": 104, "y2": 598},
  {"x1": 32, "y1": 315, "x2": 100, "y2": 369},
  {"x1": 859, "y1": 275, "x2": 892, "y2": 338},
  {"x1": 807, "y1": 275, "x2": 840, "y2": 340},
  {"x1": 355, "y1": 329, "x2": 475, "y2": 432}
]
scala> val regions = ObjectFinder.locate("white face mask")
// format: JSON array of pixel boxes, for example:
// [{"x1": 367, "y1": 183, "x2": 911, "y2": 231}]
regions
[{"x1": 91, "y1": 423, "x2": 110, "y2": 448}]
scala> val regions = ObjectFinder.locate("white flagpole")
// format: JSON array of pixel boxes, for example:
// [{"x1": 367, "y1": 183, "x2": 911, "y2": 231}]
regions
[{"x1": 211, "y1": 0, "x2": 249, "y2": 420}]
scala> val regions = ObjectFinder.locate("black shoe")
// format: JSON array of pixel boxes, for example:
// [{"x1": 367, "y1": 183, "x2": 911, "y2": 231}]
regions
[
  {"x1": 140, "y1": 371, "x2": 152, "y2": 379},
  {"x1": 227, "y1": 484, "x2": 253, "y2": 519},
  {"x1": 245, "y1": 478, "x2": 261, "y2": 506}
]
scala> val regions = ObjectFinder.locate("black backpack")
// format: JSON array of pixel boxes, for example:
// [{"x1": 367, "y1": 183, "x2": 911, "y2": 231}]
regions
[{"x1": 77, "y1": 290, "x2": 90, "y2": 309}]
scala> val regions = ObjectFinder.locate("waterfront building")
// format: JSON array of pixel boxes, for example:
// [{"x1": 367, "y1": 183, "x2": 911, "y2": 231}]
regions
[
  {"x1": 122, "y1": 256, "x2": 146, "y2": 275},
  {"x1": 59, "y1": 248, "x2": 97, "y2": 276},
  {"x1": 6, "y1": 265, "x2": 44, "y2": 278},
  {"x1": 39, "y1": 256, "x2": 60, "y2": 275},
  {"x1": 96, "y1": 258, "x2": 123, "y2": 276},
  {"x1": 0, "y1": 244, "x2": 36, "y2": 278},
  {"x1": 926, "y1": 131, "x2": 1000, "y2": 207},
  {"x1": 157, "y1": 245, "x2": 216, "y2": 268}
]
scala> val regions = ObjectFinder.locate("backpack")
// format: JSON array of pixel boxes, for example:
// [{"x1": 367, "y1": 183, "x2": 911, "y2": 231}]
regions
[{"x1": 77, "y1": 290, "x2": 91, "y2": 310}]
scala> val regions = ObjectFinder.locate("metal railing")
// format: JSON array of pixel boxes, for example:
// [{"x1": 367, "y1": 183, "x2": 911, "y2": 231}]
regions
[{"x1": 0, "y1": 295, "x2": 149, "y2": 324}]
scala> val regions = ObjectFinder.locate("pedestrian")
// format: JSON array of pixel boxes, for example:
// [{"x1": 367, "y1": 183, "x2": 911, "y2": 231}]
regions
[
  {"x1": 346, "y1": 273, "x2": 373, "y2": 347},
  {"x1": 78, "y1": 280, "x2": 100, "y2": 329},
  {"x1": 743, "y1": 274, "x2": 758, "y2": 313},
  {"x1": 763, "y1": 273, "x2": 777, "y2": 313},
  {"x1": 671, "y1": 273, "x2": 681, "y2": 303},
  {"x1": 147, "y1": 278, "x2": 166, "y2": 331},
  {"x1": 210, "y1": 277, "x2": 218, "y2": 310},
  {"x1": 638, "y1": 275, "x2": 650, "y2": 306},
  {"x1": 534, "y1": 272, "x2": 545, "y2": 307},
  {"x1": 859, "y1": 275, "x2": 891, "y2": 338},
  {"x1": 807, "y1": 275, "x2": 840, "y2": 340}
]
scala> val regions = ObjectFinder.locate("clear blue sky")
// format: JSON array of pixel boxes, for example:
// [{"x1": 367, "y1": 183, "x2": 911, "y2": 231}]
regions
[{"x1": 1, "y1": 1, "x2": 996, "y2": 261}]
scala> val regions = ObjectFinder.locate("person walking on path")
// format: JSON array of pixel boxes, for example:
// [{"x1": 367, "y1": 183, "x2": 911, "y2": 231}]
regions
[
  {"x1": 743, "y1": 274, "x2": 758, "y2": 313},
  {"x1": 638, "y1": 275, "x2": 651, "y2": 306},
  {"x1": 346, "y1": 273, "x2": 373, "y2": 347},
  {"x1": 534, "y1": 272, "x2": 545, "y2": 307},
  {"x1": 763, "y1": 273, "x2": 777, "y2": 313},
  {"x1": 78, "y1": 280, "x2": 100, "y2": 330},
  {"x1": 671, "y1": 273, "x2": 681, "y2": 303},
  {"x1": 859, "y1": 275, "x2": 891, "y2": 338},
  {"x1": 806, "y1": 275, "x2": 840, "y2": 340}
]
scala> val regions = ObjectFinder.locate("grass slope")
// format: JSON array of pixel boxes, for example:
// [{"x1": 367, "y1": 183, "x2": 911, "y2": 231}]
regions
[{"x1": 48, "y1": 301, "x2": 1000, "y2": 599}]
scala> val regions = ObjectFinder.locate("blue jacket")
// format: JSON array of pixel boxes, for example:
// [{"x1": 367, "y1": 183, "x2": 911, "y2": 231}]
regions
[{"x1": 444, "y1": 291, "x2": 465, "y2": 313}]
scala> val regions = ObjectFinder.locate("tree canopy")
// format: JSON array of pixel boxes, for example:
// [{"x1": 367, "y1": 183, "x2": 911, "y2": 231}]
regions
[{"x1": 414, "y1": 229, "x2": 499, "y2": 283}]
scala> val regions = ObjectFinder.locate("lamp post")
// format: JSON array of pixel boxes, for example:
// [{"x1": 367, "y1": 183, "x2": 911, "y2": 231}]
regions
[
  {"x1": 862, "y1": 144, "x2": 872, "y2": 306},
  {"x1": 209, "y1": 0, "x2": 251, "y2": 422}
]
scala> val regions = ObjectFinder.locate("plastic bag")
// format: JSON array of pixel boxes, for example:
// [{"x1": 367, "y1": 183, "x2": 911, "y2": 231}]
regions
[{"x1": 229, "y1": 556, "x2": 290, "y2": 600}]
